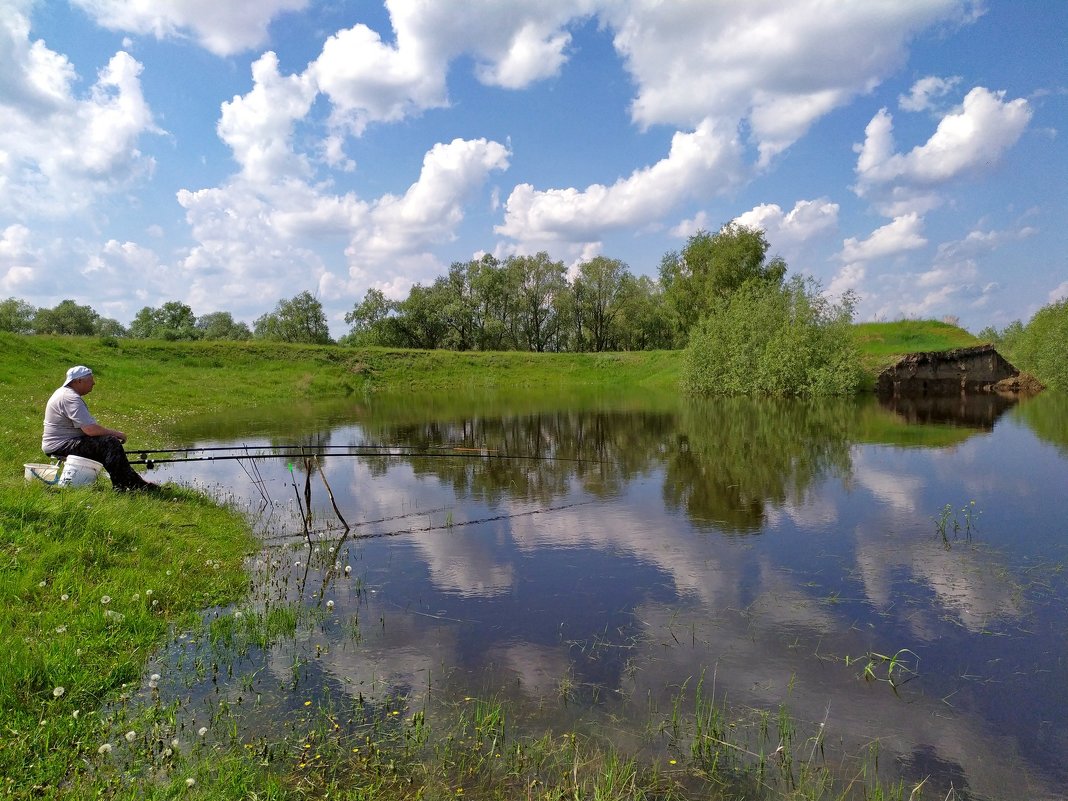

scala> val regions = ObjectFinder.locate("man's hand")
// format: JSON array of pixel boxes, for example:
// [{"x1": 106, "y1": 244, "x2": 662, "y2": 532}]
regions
[{"x1": 82, "y1": 423, "x2": 127, "y2": 443}]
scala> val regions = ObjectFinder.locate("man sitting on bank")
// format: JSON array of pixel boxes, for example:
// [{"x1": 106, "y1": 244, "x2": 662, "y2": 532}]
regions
[{"x1": 42, "y1": 365, "x2": 157, "y2": 492}]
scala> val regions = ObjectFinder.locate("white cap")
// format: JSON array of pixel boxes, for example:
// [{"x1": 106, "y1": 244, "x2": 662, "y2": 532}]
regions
[{"x1": 64, "y1": 365, "x2": 93, "y2": 386}]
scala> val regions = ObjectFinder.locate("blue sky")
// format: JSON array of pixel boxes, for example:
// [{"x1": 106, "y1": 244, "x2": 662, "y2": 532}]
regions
[{"x1": 2, "y1": 0, "x2": 1065, "y2": 337}]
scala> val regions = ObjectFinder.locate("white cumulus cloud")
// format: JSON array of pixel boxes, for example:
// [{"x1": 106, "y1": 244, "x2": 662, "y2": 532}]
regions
[
  {"x1": 72, "y1": 0, "x2": 309, "y2": 56},
  {"x1": 840, "y1": 213, "x2": 927, "y2": 263},
  {"x1": 218, "y1": 52, "x2": 317, "y2": 184},
  {"x1": 733, "y1": 199, "x2": 840, "y2": 249},
  {"x1": 603, "y1": 0, "x2": 977, "y2": 163},
  {"x1": 0, "y1": 5, "x2": 160, "y2": 218},
  {"x1": 496, "y1": 118, "x2": 742, "y2": 246},
  {"x1": 854, "y1": 87, "x2": 1032, "y2": 212},
  {"x1": 899, "y1": 75, "x2": 961, "y2": 112}
]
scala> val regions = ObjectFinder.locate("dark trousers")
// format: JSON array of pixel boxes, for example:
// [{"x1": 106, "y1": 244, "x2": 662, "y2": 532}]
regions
[{"x1": 48, "y1": 436, "x2": 149, "y2": 490}]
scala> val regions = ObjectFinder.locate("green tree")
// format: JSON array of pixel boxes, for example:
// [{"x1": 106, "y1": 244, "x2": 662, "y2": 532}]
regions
[
  {"x1": 509, "y1": 252, "x2": 567, "y2": 352},
  {"x1": 94, "y1": 317, "x2": 127, "y2": 337},
  {"x1": 469, "y1": 254, "x2": 518, "y2": 350},
  {"x1": 342, "y1": 289, "x2": 395, "y2": 346},
  {"x1": 0, "y1": 297, "x2": 35, "y2": 333},
  {"x1": 254, "y1": 291, "x2": 333, "y2": 344},
  {"x1": 572, "y1": 256, "x2": 630, "y2": 352},
  {"x1": 684, "y1": 276, "x2": 860, "y2": 396},
  {"x1": 1012, "y1": 299, "x2": 1068, "y2": 391},
  {"x1": 436, "y1": 262, "x2": 477, "y2": 350},
  {"x1": 128, "y1": 301, "x2": 199, "y2": 340},
  {"x1": 196, "y1": 311, "x2": 251, "y2": 340},
  {"x1": 390, "y1": 284, "x2": 448, "y2": 349},
  {"x1": 661, "y1": 223, "x2": 787, "y2": 344},
  {"x1": 621, "y1": 275, "x2": 674, "y2": 351},
  {"x1": 32, "y1": 299, "x2": 99, "y2": 335}
]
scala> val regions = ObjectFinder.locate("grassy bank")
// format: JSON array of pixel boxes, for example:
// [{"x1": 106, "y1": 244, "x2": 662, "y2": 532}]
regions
[
  {"x1": 851, "y1": 319, "x2": 980, "y2": 389},
  {"x1": 0, "y1": 326, "x2": 983, "y2": 799}
]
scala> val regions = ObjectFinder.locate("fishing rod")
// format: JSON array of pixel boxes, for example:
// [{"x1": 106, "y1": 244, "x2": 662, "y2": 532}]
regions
[
  {"x1": 131, "y1": 444, "x2": 413, "y2": 455},
  {"x1": 127, "y1": 446, "x2": 599, "y2": 468}
]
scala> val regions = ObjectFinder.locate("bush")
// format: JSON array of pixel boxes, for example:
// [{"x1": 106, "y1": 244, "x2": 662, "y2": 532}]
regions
[
  {"x1": 684, "y1": 276, "x2": 861, "y2": 396},
  {"x1": 1012, "y1": 299, "x2": 1068, "y2": 391}
]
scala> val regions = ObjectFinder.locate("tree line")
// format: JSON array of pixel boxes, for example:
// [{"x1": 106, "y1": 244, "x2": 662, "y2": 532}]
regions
[{"x1": 0, "y1": 224, "x2": 786, "y2": 352}]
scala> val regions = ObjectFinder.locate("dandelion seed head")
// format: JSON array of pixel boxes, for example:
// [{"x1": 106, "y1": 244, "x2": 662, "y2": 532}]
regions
[
  {"x1": 198, "y1": 727, "x2": 208, "y2": 737},
  {"x1": 38, "y1": 580, "x2": 47, "y2": 587},
  {"x1": 100, "y1": 596, "x2": 111, "y2": 605},
  {"x1": 326, "y1": 600, "x2": 334, "y2": 610},
  {"x1": 61, "y1": 594, "x2": 69, "y2": 601},
  {"x1": 125, "y1": 730, "x2": 136, "y2": 742},
  {"x1": 186, "y1": 777, "x2": 196, "y2": 787},
  {"x1": 53, "y1": 687, "x2": 65, "y2": 698}
]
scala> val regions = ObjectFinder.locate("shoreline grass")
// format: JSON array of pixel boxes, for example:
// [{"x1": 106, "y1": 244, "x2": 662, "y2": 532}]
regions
[{"x1": 0, "y1": 325, "x2": 995, "y2": 799}]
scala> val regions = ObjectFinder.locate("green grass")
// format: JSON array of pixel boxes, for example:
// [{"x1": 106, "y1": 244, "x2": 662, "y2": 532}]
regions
[{"x1": 851, "y1": 320, "x2": 980, "y2": 387}]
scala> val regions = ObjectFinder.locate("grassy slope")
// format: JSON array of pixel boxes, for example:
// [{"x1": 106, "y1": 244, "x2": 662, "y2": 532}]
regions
[
  {"x1": 0, "y1": 323, "x2": 981, "y2": 798},
  {"x1": 851, "y1": 319, "x2": 981, "y2": 384}
]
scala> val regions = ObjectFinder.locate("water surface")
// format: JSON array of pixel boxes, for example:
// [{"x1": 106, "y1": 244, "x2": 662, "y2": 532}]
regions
[{"x1": 147, "y1": 390, "x2": 1068, "y2": 799}]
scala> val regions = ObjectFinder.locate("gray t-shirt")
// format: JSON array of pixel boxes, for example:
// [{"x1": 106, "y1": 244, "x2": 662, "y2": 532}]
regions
[{"x1": 42, "y1": 386, "x2": 98, "y2": 453}]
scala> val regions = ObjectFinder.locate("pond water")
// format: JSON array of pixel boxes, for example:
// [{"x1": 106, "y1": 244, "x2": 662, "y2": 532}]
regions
[{"x1": 144, "y1": 390, "x2": 1068, "y2": 799}]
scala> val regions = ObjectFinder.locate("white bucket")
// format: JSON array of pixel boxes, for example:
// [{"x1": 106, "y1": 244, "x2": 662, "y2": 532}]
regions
[
  {"x1": 57, "y1": 455, "x2": 104, "y2": 487},
  {"x1": 25, "y1": 463, "x2": 60, "y2": 484}
]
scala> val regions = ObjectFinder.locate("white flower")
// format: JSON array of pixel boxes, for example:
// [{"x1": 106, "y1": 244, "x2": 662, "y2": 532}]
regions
[
  {"x1": 125, "y1": 730, "x2": 136, "y2": 742},
  {"x1": 150, "y1": 673, "x2": 161, "y2": 682},
  {"x1": 198, "y1": 727, "x2": 208, "y2": 737},
  {"x1": 100, "y1": 596, "x2": 111, "y2": 605},
  {"x1": 38, "y1": 580, "x2": 47, "y2": 587},
  {"x1": 72, "y1": 710, "x2": 80, "y2": 719},
  {"x1": 55, "y1": 625, "x2": 67, "y2": 634},
  {"x1": 98, "y1": 743, "x2": 112, "y2": 755},
  {"x1": 344, "y1": 566, "x2": 352, "y2": 575},
  {"x1": 186, "y1": 777, "x2": 196, "y2": 787},
  {"x1": 60, "y1": 594, "x2": 69, "y2": 601},
  {"x1": 326, "y1": 600, "x2": 334, "y2": 610},
  {"x1": 53, "y1": 686, "x2": 65, "y2": 698}
]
